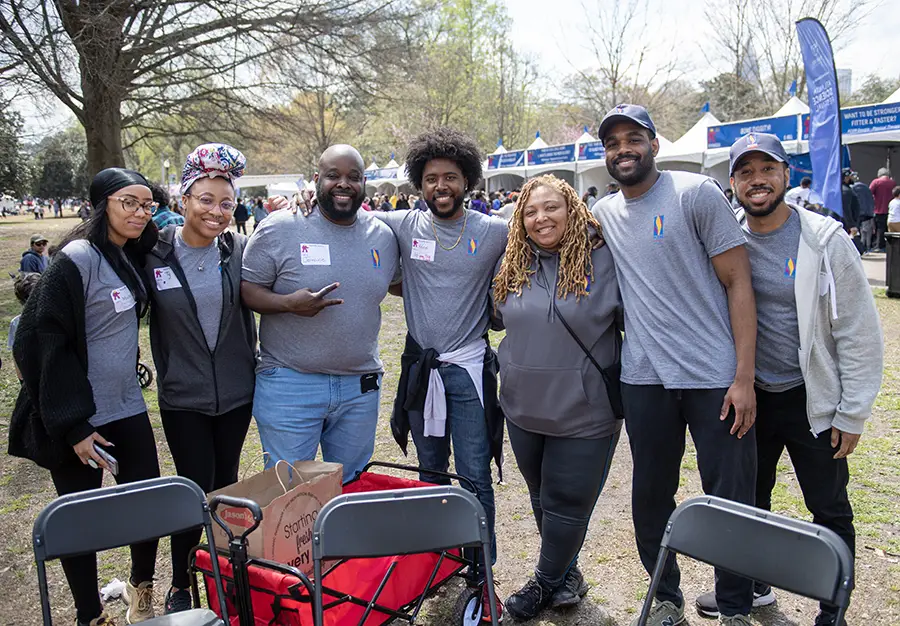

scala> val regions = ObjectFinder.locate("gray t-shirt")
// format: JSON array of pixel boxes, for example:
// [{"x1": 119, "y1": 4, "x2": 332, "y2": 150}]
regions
[
  {"x1": 174, "y1": 228, "x2": 223, "y2": 351},
  {"x1": 378, "y1": 209, "x2": 509, "y2": 352},
  {"x1": 62, "y1": 240, "x2": 146, "y2": 427},
  {"x1": 242, "y1": 208, "x2": 400, "y2": 375},
  {"x1": 743, "y1": 210, "x2": 804, "y2": 391},
  {"x1": 593, "y1": 171, "x2": 746, "y2": 388}
]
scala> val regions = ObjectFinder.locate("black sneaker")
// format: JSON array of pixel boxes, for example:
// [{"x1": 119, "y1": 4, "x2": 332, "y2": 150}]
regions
[
  {"x1": 505, "y1": 578, "x2": 553, "y2": 621},
  {"x1": 164, "y1": 587, "x2": 192, "y2": 614},
  {"x1": 550, "y1": 565, "x2": 589, "y2": 609},
  {"x1": 695, "y1": 582, "x2": 776, "y2": 619}
]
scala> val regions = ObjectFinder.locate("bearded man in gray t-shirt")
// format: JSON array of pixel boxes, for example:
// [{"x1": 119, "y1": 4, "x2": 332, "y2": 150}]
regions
[
  {"x1": 591, "y1": 105, "x2": 758, "y2": 626},
  {"x1": 380, "y1": 128, "x2": 507, "y2": 622},
  {"x1": 241, "y1": 145, "x2": 400, "y2": 481},
  {"x1": 694, "y1": 133, "x2": 882, "y2": 626}
]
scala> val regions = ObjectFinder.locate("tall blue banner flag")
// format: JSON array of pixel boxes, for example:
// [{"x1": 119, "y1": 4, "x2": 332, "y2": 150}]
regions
[{"x1": 796, "y1": 18, "x2": 842, "y2": 216}]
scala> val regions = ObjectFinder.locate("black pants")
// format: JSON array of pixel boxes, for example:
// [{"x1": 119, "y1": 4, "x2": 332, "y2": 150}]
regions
[
  {"x1": 875, "y1": 214, "x2": 888, "y2": 250},
  {"x1": 235, "y1": 221, "x2": 247, "y2": 235},
  {"x1": 507, "y1": 421, "x2": 619, "y2": 587},
  {"x1": 49, "y1": 413, "x2": 161, "y2": 623},
  {"x1": 623, "y1": 384, "x2": 757, "y2": 617},
  {"x1": 161, "y1": 403, "x2": 252, "y2": 588},
  {"x1": 756, "y1": 385, "x2": 854, "y2": 615}
]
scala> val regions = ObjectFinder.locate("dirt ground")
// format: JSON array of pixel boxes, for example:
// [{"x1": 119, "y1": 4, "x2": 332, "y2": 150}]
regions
[{"x1": 0, "y1": 214, "x2": 897, "y2": 625}]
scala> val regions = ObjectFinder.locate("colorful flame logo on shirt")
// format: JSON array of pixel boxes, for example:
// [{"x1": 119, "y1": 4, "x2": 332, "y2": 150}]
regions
[
  {"x1": 653, "y1": 215, "x2": 665, "y2": 239},
  {"x1": 371, "y1": 249, "x2": 381, "y2": 268},
  {"x1": 784, "y1": 257, "x2": 796, "y2": 279},
  {"x1": 468, "y1": 238, "x2": 478, "y2": 255},
  {"x1": 584, "y1": 274, "x2": 592, "y2": 293}
]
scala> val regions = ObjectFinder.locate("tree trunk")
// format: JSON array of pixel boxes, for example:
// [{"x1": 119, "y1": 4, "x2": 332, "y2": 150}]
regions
[
  {"x1": 82, "y1": 91, "x2": 125, "y2": 177},
  {"x1": 68, "y1": 1, "x2": 129, "y2": 177}
]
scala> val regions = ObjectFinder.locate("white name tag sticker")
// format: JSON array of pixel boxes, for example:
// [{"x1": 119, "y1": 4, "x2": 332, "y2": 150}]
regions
[
  {"x1": 410, "y1": 238, "x2": 436, "y2": 262},
  {"x1": 110, "y1": 286, "x2": 136, "y2": 313},
  {"x1": 300, "y1": 243, "x2": 331, "y2": 266},
  {"x1": 153, "y1": 266, "x2": 182, "y2": 291}
]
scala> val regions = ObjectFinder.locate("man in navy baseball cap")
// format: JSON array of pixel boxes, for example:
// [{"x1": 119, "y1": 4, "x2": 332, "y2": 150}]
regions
[
  {"x1": 729, "y1": 132, "x2": 789, "y2": 176},
  {"x1": 597, "y1": 103, "x2": 657, "y2": 141}
]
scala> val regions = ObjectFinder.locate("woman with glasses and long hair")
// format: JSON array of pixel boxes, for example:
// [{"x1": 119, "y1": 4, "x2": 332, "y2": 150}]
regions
[
  {"x1": 142, "y1": 144, "x2": 257, "y2": 615},
  {"x1": 9, "y1": 168, "x2": 161, "y2": 626}
]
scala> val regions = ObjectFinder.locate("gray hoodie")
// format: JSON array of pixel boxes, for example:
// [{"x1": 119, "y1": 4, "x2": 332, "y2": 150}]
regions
[
  {"x1": 492, "y1": 243, "x2": 623, "y2": 438},
  {"x1": 793, "y1": 206, "x2": 883, "y2": 435}
]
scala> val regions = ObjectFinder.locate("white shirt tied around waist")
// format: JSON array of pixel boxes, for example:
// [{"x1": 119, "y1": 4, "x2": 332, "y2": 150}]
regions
[{"x1": 424, "y1": 338, "x2": 486, "y2": 437}]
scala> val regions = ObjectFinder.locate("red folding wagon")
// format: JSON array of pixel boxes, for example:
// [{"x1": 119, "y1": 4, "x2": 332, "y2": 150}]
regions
[{"x1": 190, "y1": 462, "x2": 497, "y2": 625}]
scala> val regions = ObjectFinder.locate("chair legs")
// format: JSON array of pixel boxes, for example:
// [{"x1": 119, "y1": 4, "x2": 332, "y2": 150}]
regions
[
  {"x1": 481, "y1": 540, "x2": 500, "y2": 625},
  {"x1": 636, "y1": 546, "x2": 670, "y2": 626}
]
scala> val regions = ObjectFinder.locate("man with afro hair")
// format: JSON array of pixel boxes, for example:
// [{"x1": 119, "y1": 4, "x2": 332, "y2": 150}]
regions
[{"x1": 381, "y1": 127, "x2": 508, "y2": 622}]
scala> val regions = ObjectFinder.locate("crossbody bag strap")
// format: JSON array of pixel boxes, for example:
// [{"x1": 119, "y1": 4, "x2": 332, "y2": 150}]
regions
[{"x1": 551, "y1": 299, "x2": 613, "y2": 385}]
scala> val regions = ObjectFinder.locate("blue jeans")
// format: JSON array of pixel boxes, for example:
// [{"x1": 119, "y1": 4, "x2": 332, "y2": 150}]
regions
[
  {"x1": 407, "y1": 364, "x2": 496, "y2": 563},
  {"x1": 253, "y1": 367, "x2": 381, "y2": 482}
]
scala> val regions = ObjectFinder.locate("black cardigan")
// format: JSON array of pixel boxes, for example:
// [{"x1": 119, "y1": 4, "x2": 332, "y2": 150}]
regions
[{"x1": 8, "y1": 253, "x2": 99, "y2": 469}]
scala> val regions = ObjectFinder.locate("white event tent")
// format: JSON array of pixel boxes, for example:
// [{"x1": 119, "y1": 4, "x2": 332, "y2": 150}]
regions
[{"x1": 657, "y1": 112, "x2": 721, "y2": 173}]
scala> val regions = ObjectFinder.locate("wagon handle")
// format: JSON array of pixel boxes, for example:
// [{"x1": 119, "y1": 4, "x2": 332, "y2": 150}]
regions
[
  {"x1": 209, "y1": 495, "x2": 263, "y2": 542},
  {"x1": 360, "y1": 461, "x2": 478, "y2": 494}
]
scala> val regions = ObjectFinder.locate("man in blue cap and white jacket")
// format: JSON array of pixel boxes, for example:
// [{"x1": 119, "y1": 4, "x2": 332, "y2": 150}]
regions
[{"x1": 695, "y1": 132, "x2": 883, "y2": 626}]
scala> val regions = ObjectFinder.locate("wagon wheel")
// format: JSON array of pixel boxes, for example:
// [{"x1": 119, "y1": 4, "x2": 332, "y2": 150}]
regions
[
  {"x1": 136, "y1": 362, "x2": 154, "y2": 389},
  {"x1": 452, "y1": 588, "x2": 484, "y2": 626}
]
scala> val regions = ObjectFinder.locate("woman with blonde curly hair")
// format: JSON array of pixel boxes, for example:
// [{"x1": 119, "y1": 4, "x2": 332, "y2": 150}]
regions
[{"x1": 492, "y1": 174, "x2": 623, "y2": 621}]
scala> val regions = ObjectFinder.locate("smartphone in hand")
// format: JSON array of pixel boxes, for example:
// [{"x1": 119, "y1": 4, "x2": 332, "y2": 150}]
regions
[{"x1": 92, "y1": 443, "x2": 119, "y2": 475}]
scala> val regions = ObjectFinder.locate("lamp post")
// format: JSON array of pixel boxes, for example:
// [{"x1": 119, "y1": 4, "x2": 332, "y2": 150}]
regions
[{"x1": 162, "y1": 159, "x2": 170, "y2": 185}]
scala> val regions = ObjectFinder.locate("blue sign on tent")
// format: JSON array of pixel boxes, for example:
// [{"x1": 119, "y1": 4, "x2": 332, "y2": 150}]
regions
[
  {"x1": 841, "y1": 103, "x2": 900, "y2": 136},
  {"x1": 578, "y1": 141, "x2": 606, "y2": 161},
  {"x1": 527, "y1": 144, "x2": 576, "y2": 167},
  {"x1": 488, "y1": 150, "x2": 526, "y2": 169},
  {"x1": 707, "y1": 114, "x2": 800, "y2": 148},
  {"x1": 368, "y1": 167, "x2": 398, "y2": 180}
]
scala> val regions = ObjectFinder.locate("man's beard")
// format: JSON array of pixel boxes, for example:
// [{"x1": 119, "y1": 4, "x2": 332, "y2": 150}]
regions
[
  {"x1": 606, "y1": 150, "x2": 654, "y2": 186},
  {"x1": 426, "y1": 192, "x2": 465, "y2": 218},
  {"x1": 316, "y1": 182, "x2": 363, "y2": 221},
  {"x1": 740, "y1": 187, "x2": 786, "y2": 218}
]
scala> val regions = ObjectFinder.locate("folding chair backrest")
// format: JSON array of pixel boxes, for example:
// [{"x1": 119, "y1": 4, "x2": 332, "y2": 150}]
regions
[
  {"x1": 664, "y1": 496, "x2": 853, "y2": 606},
  {"x1": 33, "y1": 476, "x2": 211, "y2": 561},
  {"x1": 313, "y1": 485, "x2": 488, "y2": 560}
]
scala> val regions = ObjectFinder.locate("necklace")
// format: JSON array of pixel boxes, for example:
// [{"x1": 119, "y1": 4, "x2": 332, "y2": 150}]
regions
[{"x1": 430, "y1": 209, "x2": 468, "y2": 251}]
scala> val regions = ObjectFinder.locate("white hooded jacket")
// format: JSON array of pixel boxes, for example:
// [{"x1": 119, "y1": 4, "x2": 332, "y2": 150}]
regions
[{"x1": 791, "y1": 206, "x2": 882, "y2": 436}]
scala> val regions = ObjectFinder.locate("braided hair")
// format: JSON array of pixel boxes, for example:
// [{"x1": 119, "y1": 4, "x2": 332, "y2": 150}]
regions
[{"x1": 493, "y1": 175, "x2": 601, "y2": 304}]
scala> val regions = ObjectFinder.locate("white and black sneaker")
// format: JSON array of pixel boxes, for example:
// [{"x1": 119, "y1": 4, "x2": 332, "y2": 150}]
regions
[{"x1": 695, "y1": 582, "x2": 776, "y2": 619}]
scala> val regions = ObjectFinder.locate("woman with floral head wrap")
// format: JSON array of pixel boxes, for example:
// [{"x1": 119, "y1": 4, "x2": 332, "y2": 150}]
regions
[
  {"x1": 491, "y1": 175, "x2": 623, "y2": 621},
  {"x1": 142, "y1": 143, "x2": 258, "y2": 615},
  {"x1": 10, "y1": 168, "x2": 161, "y2": 626}
]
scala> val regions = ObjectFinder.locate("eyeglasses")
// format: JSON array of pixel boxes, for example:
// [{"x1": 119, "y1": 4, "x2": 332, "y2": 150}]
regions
[
  {"x1": 185, "y1": 194, "x2": 235, "y2": 213},
  {"x1": 34, "y1": 241, "x2": 47, "y2": 246},
  {"x1": 114, "y1": 196, "x2": 158, "y2": 215}
]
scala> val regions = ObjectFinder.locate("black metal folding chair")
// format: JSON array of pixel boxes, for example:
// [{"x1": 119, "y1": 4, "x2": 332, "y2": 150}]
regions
[
  {"x1": 637, "y1": 495, "x2": 854, "y2": 626},
  {"x1": 33, "y1": 476, "x2": 230, "y2": 626},
  {"x1": 311, "y1": 484, "x2": 500, "y2": 626}
]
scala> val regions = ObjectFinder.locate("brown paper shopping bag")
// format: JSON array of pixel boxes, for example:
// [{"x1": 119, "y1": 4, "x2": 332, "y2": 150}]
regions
[{"x1": 209, "y1": 460, "x2": 343, "y2": 575}]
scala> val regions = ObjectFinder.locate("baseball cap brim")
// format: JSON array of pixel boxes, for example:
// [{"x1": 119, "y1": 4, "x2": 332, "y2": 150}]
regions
[
  {"x1": 598, "y1": 115, "x2": 655, "y2": 141},
  {"x1": 730, "y1": 148, "x2": 787, "y2": 175}
]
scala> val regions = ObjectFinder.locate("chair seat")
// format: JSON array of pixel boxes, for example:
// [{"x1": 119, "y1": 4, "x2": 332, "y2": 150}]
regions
[{"x1": 143, "y1": 609, "x2": 223, "y2": 626}]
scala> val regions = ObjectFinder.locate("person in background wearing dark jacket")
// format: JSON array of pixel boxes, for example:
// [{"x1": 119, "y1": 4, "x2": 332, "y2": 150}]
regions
[
  {"x1": 20, "y1": 234, "x2": 49, "y2": 273},
  {"x1": 492, "y1": 175, "x2": 622, "y2": 621},
  {"x1": 395, "y1": 192, "x2": 411, "y2": 211},
  {"x1": 9, "y1": 168, "x2": 160, "y2": 626},
  {"x1": 840, "y1": 168, "x2": 861, "y2": 252},
  {"x1": 850, "y1": 172, "x2": 876, "y2": 253},
  {"x1": 233, "y1": 198, "x2": 250, "y2": 234},
  {"x1": 143, "y1": 144, "x2": 256, "y2": 615}
]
